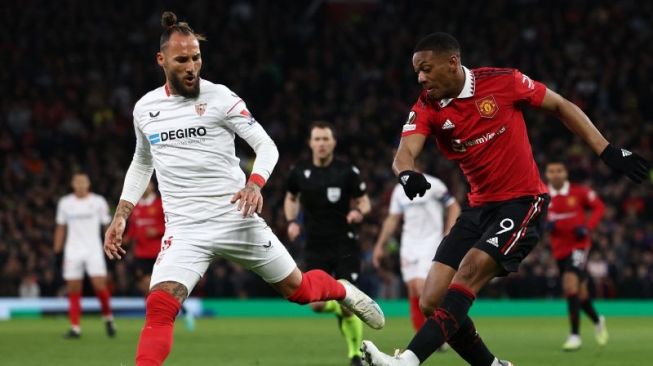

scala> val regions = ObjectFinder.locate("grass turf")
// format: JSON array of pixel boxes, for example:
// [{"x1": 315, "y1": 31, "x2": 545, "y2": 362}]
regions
[{"x1": 1, "y1": 316, "x2": 651, "y2": 365}]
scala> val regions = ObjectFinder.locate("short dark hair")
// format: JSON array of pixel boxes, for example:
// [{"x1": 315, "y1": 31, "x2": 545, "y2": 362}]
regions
[
  {"x1": 309, "y1": 121, "x2": 336, "y2": 140},
  {"x1": 545, "y1": 158, "x2": 567, "y2": 167},
  {"x1": 414, "y1": 32, "x2": 461, "y2": 55},
  {"x1": 160, "y1": 11, "x2": 206, "y2": 50}
]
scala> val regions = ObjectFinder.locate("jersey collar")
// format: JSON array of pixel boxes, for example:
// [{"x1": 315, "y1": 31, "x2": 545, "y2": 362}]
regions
[
  {"x1": 548, "y1": 181, "x2": 570, "y2": 196},
  {"x1": 438, "y1": 66, "x2": 475, "y2": 108}
]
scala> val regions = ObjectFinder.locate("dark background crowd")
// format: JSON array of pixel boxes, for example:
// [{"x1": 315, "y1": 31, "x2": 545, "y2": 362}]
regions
[{"x1": 1, "y1": 0, "x2": 652, "y2": 299}]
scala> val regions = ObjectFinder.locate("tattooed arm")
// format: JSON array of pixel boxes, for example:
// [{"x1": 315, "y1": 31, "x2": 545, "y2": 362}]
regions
[{"x1": 103, "y1": 200, "x2": 135, "y2": 260}]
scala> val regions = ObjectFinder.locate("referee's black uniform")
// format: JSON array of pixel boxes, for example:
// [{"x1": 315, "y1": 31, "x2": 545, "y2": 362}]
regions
[{"x1": 286, "y1": 158, "x2": 367, "y2": 283}]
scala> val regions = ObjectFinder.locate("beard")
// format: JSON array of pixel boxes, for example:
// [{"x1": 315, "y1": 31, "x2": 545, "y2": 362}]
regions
[{"x1": 169, "y1": 73, "x2": 200, "y2": 98}]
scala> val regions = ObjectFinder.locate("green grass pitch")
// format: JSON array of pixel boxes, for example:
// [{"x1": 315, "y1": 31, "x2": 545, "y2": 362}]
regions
[{"x1": 1, "y1": 316, "x2": 651, "y2": 365}]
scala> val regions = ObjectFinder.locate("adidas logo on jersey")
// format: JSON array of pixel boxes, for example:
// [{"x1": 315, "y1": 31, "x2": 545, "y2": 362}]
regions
[
  {"x1": 621, "y1": 149, "x2": 632, "y2": 157},
  {"x1": 486, "y1": 237, "x2": 499, "y2": 247},
  {"x1": 442, "y1": 119, "x2": 455, "y2": 130}
]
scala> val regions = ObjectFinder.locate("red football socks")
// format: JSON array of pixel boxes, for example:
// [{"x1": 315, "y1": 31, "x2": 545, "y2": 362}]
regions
[
  {"x1": 135, "y1": 290, "x2": 181, "y2": 366},
  {"x1": 95, "y1": 289, "x2": 113, "y2": 318},
  {"x1": 287, "y1": 270, "x2": 346, "y2": 304},
  {"x1": 68, "y1": 292, "x2": 81, "y2": 328},
  {"x1": 409, "y1": 296, "x2": 426, "y2": 331}
]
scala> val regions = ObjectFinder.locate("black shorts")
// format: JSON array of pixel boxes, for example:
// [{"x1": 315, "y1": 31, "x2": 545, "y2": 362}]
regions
[
  {"x1": 134, "y1": 258, "x2": 157, "y2": 277},
  {"x1": 556, "y1": 249, "x2": 589, "y2": 279},
  {"x1": 434, "y1": 194, "x2": 549, "y2": 276},
  {"x1": 304, "y1": 236, "x2": 361, "y2": 284}
]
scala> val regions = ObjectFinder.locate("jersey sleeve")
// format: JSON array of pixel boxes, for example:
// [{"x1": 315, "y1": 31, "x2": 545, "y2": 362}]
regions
[
  {"x1": 120, "y1": 110, "x2": 155, "y2": 205},
  {"x1": 99, "y1": 197, "x2": 111, "y2": 225},
  {"x1": 512, "y1": 69, "x2": 547, "y2": 107},
  {"x1": 429, "y1": 178, "x2": 456, "y2": 206},
  {"x1": 349, "y1": 165, "x2": 367, "y2": 198},
  {"x1": 388, "y1": 185, "x2": 404, "y2": 215},
  {"x1": 582, "y1": 186, "x2": 605, "y2": 230},
  {"x1": 55, "y1": 199, "x2": 66, "y2": 225},
  {"x1": 222, "y1": 90, "x2": 279, "y2": 183},
  {"x1": 286, "y1": 165, "x2": 300, "y2": 195},
  {"x1": 400, "y1": 95, "x2": 434, "y2": 137}
]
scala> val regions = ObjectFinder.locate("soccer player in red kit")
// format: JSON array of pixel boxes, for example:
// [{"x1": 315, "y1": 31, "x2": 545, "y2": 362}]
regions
[
  {"x1": 125, "y1": 181, "x2": 165, "y2": 295},
  {"x1": 545, "y1": 160, "x2": 608, "y2": 351},
  {"x1": 362, "y1": 32, "x2": 649, "y2": 366}
]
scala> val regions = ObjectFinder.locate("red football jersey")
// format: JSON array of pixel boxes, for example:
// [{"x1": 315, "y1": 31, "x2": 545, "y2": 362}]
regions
[
  {"x1": 125, "y1": 195, "x2": 165, "y2": 259},
  {"x1": 402, "y1": 67, "x2": 548, "y2": 206},
  {"x1": 547, "y1": 182, "x2": 605, "y2": 259}
]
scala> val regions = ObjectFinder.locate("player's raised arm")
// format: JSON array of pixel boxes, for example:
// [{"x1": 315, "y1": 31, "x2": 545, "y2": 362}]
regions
[
  {"x1": 393, "y1": 134, "x2": 432, "y2": 200},
  {"x1": 539, "y1": 88, "x2": 650, "y2": 183}
]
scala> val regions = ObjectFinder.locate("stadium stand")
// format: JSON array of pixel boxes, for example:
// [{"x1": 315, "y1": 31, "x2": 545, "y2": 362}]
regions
[{"x1": 1, "y1": 0, "x2": 652, "y2": 299}]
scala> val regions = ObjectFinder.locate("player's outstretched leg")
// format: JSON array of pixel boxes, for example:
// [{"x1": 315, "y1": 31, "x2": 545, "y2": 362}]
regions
[
  {"x1": 276, "y1": 268, "x2": 384, "y2": 329},
  {"x1": 362, "y1": 249, "x2": 500, "y2": 365},
  {"x1": 361, "y1": 339, "x2": 514, "y2": 366},
  {"x1": 135, "y1": 281, "x2": 185, "y2": 366},
  {"x1": 448, "y1": 316, "x2": 515, "y2": 366}
]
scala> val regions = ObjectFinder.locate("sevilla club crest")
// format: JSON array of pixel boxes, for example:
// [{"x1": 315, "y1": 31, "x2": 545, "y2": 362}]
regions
[
  {"x1": 195, "y1": 103, "x2": 207, "y2": 116},
  {"x1": 475, "y1": 96, "x2": 498, "y2": 118}
]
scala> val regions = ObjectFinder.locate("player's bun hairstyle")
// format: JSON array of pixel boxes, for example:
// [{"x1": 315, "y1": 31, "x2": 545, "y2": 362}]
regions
[
  {"x1": 414, "y1": 32, "x2": 461, "y2": 54},
  {"x1": 159, "y1": 11, "x2": 206, "y2": 49}
]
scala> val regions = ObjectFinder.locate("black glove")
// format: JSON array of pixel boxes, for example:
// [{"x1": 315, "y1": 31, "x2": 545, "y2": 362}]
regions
[
  {"x1": 599, "y1": 144, "x2": 650, "y2": 183},
  {"x1": 546, "y1": 221, "x2": 556, "y2": 233},
  {"x1": 574, "y1": 225, "x2": 588, "y2": 240},
  {"x1": 398, "y1": 170, "x2": 431, "y2": 200}
]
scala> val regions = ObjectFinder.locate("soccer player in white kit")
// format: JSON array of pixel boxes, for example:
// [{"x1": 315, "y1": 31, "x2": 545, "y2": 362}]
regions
[
  {"x1": 54, "y1": 172, "x2": 116, "y2": 338},
  {"x1": 102, "y1": 12, "x2": 384, "y2": 366},
  {"x1": 373, "y1": 170, "x2": 460, "y2": 332}
]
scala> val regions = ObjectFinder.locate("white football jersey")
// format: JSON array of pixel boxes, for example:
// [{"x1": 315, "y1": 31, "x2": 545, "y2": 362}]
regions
[
  {"x1": 125, "y1": 79, "x2": 276, "y2": 225},
  {"x1": 389, "y1": 174, "x2": 455, "y2": 250},
  {"x1": 56, "y1": 193, "x2": 111, "y2": 255}
]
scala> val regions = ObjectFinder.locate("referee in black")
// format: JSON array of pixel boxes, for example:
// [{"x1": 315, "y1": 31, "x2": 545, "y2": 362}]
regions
[{"x1": 284, "y1": 121, "x2": 371, "y2": 366}]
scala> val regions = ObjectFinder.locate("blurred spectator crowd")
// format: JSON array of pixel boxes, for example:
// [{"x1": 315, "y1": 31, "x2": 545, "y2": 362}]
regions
[{"x1": 1, "y1": 0, "x2": 652, "y2": 299}]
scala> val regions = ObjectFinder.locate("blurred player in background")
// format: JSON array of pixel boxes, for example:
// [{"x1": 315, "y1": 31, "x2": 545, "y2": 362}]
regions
[
  {"x1": 54, "y1": 172, "x2": 116, "y2": 339},
  {"x1": 285, "y1": 121, "x2": 371, "y2": 366},
  {"x1": 103, "y1": 12, "x2": 383, "y2": 366},
  {"x1": 125, "y1": 181, "x2": 165, "y2": 295},
  {"x1": 362, "y1": 32, "x2": 649, "y2": 366},
  {"x1": 124, "y1": 180, "x2": 195, "y2": 330},
  {"x1": 545, "y1": 160, "x2": 608, "y2": 351},
  {"x1": 373, "y1": 160, "x2": 460, "y2": 334}
]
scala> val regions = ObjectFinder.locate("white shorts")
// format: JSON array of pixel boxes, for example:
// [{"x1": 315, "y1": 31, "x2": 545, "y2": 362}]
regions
[
  {"x1": 150, "y1": 208, "x2": 296, "y2": 293},
  {"x1": 400, "y1": 241, "x2": 440, "y2": 283},
  {"x1": 63, "y1": 249, "x2": 108, "y2": 280}
]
